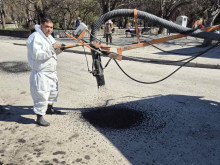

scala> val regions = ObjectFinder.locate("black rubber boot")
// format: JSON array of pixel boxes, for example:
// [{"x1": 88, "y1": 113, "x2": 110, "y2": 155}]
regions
[
  {"x1": 46, "y1": 104, "x2": 61, "y2": 114},
  {"x1": 46, "y1": 104, "x2": 54, "y2": 114},
  {"x1": 37, "y1": 115, "x2": 50, "y2": 126}
]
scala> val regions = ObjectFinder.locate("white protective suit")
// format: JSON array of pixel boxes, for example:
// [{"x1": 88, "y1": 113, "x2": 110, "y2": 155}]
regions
[{"x1": 27, "y1": 25, "x2": 60, "y2": 115}]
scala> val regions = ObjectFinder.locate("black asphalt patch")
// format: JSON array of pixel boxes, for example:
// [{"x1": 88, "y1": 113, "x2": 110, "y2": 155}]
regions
[
  {"x1": 0, "y1": 61, "x2": 31, "y2": 73},
  {"x1": 82, "y1": 105, "x2": 145, "y2": 129}
]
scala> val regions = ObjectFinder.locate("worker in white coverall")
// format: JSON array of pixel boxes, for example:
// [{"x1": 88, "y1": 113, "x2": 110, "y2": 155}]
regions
[{"x1": 27, "y1": 17, "x2": 64, "y2": 126}]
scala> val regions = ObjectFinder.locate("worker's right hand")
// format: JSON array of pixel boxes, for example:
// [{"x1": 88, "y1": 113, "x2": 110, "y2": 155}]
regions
[
  {"x1": 60, "y1": 44, "x2": 66, "y2": 51},
  {"x1": 53, "y1": 43, "x2": 62, "y2": 50}
]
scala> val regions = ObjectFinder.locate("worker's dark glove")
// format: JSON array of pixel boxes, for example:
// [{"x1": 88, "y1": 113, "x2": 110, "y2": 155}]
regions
[{"x1": 60, "y1": 44, "x2": 66, "y2": 51}]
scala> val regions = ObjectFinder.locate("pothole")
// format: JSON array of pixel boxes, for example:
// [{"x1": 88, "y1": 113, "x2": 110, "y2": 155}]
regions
[
  {"x1": 81, "y1": 105, "x2": 145, "y2": 129},
  {"x1": 0, "y1": 61, "x2": 31, "y2": 73}
]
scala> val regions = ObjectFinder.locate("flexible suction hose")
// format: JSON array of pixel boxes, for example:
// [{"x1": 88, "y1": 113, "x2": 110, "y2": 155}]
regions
[
  {"x1": 90, "y1": 9, "x2": 220, "y2": 87},
  {"x1": 91, "y1": 9, "x2": 220, "y2": 41}
]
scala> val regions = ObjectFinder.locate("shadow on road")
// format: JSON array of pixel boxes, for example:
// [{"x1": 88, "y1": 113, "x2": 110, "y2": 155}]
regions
[
  {"x1": 13, "y1": 43, "x2": 26, "y2": 46},
  {"x1": 64, "y1": 49, "x2": 91, "y2": 55},
  {"x1": 62, "y1": 94, "x2": 220, "y2": 165},
  {"x1": 155, "y1": 45, "x2": 220, "y2": 59},
  {"x1": 1, "y1": 94, "x2": 219, "y2": 164},
  {"x1": 0, "y1": 105, "x2": 66, "y2": 125},
  {"x1": 0, "y1": 105, "x2": 35, "y2": 124}
]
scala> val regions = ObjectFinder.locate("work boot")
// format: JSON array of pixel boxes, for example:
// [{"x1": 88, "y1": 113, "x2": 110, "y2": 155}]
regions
[
  {"x1": 36, "y1": 115, "x2": 50, "y2": 126},
  {"x1": 46, "y1": 104, "x2": 61, "y2": 114}
]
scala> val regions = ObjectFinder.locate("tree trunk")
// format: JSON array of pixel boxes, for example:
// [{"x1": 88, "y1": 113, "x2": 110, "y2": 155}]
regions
[
  {"x1": 158, "y1": 0, "x2": 165, "y2": 34},
  {"x1": 63, "y1": 12, "x2": 67, "y2": 30},
  {"x1": 0, "y1": 0, "x2": 6, "y2": 29},
  {"x1": 26, "y1": 1, "x2": 32, "y2": 28},
  {"x1": 124, "y1": 17, "x2": 128, "y2": 28},
  {"x1": 158, "y1": 0, "x2": 192, "y2": 34},
  {"x1": 202, "y1": 0, "x2": 220, "y2": 46}
]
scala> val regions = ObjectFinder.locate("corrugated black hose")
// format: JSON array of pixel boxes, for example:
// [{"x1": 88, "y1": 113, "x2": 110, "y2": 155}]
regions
[{"x1": 90, "y1": 9, "x2": 220, "y2": 87}]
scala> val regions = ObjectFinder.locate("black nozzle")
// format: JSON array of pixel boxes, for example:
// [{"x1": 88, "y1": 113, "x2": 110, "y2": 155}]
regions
[{"x1": 96, "y1": 75, "x2": 105, "y2": 87}]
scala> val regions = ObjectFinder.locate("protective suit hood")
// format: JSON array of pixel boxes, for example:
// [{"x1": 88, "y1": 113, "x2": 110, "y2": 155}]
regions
[{"x1": 35, "y1": 24, "x2": 56, "y2": 45}]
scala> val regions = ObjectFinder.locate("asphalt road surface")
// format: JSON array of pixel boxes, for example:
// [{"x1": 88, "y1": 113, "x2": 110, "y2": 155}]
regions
[{"x1": 0, "y1": 36, "x2": 219, "y2": 165}]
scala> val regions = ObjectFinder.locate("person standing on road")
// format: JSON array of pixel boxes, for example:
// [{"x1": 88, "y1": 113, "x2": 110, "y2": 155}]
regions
[
  {"x1": 104, "y1": 19, "x2": 114, "y2": 44},
  {"x1": 75, "y1": 17, "x2": 81, "y2": 28},
  {"x1": 27, "y1": 16, "x2": 64, "y2": 126}
]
